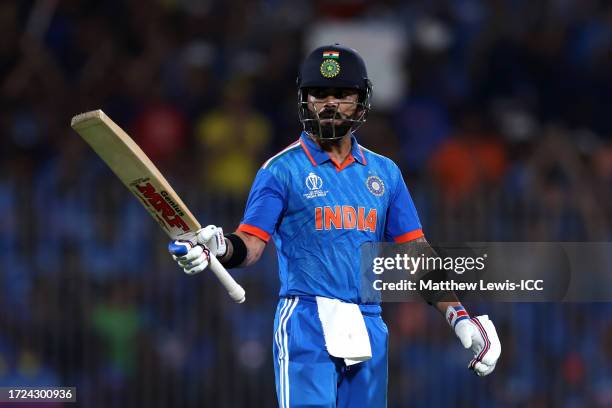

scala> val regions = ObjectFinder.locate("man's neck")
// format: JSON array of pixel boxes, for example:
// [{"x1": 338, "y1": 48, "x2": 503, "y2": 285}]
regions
[{"x1": 310, "y1": 133, "x2": 352, "y2": 165}]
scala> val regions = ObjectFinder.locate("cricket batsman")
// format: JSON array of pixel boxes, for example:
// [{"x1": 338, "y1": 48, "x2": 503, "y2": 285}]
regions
[{"x1": 168, "y1": 44, "x2": 501, "y2": 407}]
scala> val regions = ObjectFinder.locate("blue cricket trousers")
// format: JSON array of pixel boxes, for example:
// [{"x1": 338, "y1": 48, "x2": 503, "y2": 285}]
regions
[{"x1": 273, "y1": 296, "x2": 388, "y2": 408}]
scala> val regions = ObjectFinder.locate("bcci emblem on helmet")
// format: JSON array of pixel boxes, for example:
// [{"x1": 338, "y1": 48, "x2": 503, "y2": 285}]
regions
[
  {"x1": 320, "y1": 59, "x2": 340, "y2": 78},
  {"x1": 366, "y1": 176, "x2": 385, "y2": 196}
]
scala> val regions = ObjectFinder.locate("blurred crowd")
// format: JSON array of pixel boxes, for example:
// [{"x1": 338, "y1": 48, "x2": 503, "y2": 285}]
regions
[{"x1": 0, "y1": 0, "x2": 611, "y2": 407}]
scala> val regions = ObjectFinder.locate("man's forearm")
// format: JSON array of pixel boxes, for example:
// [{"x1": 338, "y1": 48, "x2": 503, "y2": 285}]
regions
[
  {"x1": 408, "y1": 237, "x2": 459, "y2": 306},
  {"x1": 435, "y1": 300, "x2": 463, "y2": 315},
  {"x1": 219, "y1": 230, "x2": 266, "y2": 268}
]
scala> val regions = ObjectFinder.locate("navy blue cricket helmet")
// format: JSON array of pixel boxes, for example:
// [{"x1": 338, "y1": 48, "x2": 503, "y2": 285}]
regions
[{"x1": 297, "y1": 44, "x2": 372, "y2": 140}]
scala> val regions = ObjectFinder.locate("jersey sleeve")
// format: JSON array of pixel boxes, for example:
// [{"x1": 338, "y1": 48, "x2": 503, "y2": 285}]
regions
[
  {"x1": 384, "y1": 168, "x2": 424, "y2": 243},
  {"x1": 238, "y1": 167, "x2": 286, "y2": 242}
]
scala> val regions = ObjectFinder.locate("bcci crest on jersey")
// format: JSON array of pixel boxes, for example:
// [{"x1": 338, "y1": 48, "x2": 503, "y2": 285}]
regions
[
  {"x1": 304, "y1": 172, "x2": 328, "y2": 199},
  {"x1": 366, "y1": 176, "x2": 385, "y2": 197}
]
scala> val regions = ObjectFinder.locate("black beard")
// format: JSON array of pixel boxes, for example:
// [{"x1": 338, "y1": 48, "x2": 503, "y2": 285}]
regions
[
  {"x1": 318, "y1": 109, "x2": 349, "y2": 139},
  {"x1": 319, "y1": 134, "x2": 342, "y2": 148},
  {"x1": 318, "y1": 122, "x2": 352, "y2": 141}
]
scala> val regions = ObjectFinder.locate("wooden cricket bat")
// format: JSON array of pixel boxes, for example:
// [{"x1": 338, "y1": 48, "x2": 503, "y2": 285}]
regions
[{"x1": 71, "y1": 109, "x2": 245, "y2": 303}]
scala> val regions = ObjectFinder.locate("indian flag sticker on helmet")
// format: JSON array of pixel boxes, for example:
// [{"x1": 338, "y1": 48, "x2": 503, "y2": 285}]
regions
[
  {"x1": 320, "y1": 59, "x2": 340, "y2": 78},
  {"x1": 322, "y1": 51, "x2": 340, "y2": 59}
]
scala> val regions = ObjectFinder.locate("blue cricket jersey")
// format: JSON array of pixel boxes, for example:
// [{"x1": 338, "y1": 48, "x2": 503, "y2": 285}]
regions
[{"x1": 238, "y1": 132, "x2": 423, "y2": 303}]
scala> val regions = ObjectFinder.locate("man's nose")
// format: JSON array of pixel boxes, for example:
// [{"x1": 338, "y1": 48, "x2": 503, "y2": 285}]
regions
[{"x1": 323, "y1": 95, "x2": 340, "y2": 108}]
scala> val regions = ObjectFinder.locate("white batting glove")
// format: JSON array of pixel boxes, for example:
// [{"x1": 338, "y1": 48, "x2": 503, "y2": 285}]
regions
[
  {"x1": 167, "y1": 225, "x2": 227, "y2": 275},
  {"x1": 196, "y1": 225, "x2": 227, "y2": 258},
  {"x1": 446, "y1": 306, "x2": 501, "y2": 376}
]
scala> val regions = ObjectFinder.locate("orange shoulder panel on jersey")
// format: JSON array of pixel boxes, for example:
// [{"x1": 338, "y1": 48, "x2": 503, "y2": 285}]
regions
[
  {"x1": 238, "y1": 223, "x2": 271, "y2": 242},
  {"x1": 393, "y1": 228, "x2": 424, "y2": 243}
]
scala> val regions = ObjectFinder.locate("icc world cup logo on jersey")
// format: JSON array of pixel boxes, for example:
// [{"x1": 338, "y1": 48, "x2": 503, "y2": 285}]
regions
[
  {"x1": 304, "y1": 172, "x2": 328, "y2": 199},
  {"x1": 306, "y1": 172, "x2": 323, "y2": 190}
]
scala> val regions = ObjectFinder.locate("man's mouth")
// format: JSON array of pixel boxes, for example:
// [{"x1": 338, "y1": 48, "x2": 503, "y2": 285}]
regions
[{"x1": 318, "y1": 110, "x2": 344, "y2": 121}]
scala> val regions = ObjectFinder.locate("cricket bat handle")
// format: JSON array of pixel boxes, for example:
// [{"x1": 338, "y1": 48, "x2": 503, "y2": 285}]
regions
[
  {"x1": 209, "y1": 256, "x2": 246, "y2": 303},
  {"x1": 169, "y1": 241, "x2": 246, "y2": 303}
]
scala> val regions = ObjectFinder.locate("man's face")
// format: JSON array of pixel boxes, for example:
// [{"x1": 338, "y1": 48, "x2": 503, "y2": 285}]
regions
[{"x1": 307, "y1": 88, "x2": 359, "y2": 126}]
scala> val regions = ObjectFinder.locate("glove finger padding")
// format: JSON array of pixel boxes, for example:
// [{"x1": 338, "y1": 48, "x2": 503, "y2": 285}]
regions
[
  {"x1": 175, "y1": 245, "x2": 204, "y2": 262},
  {"x1": 449, "y1": 307, "x2": 501, "y2": 377},
  {"x1": 197, "y1": 225, "x2": 217, "y2": 243},
  {"x1": 183, "y1": 245, "x2": 210, "y2": 274},
  {"x1": 197, "y1": 225, "x2": 227, "y2": 257},
  {"x1": 172, "y1": 243, "x2": 210, "y2": 275},
  {"x1": 471, "y1": 361, "x2": 496, "y2": 377},
  {"x1": 466, "y1": 316, "x2": 501, "y2": 376},
  {"x1": 478, "y1": 318, "x2": 501, "y2": 366},
  {"x1": 184, "y1": 260, "x2": 208, "y2": 275},
  {"x1": 180, "y1": 252, "x2": 207, "y2": 268}
]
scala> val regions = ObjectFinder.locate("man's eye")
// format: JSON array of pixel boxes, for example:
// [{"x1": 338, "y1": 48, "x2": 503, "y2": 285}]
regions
[
  {"x1": 310, "y1": 89, "x2": 356, "y2": 99},
  {"x1": 311, "y1": 90, "x2": 329, "y2": 98}
]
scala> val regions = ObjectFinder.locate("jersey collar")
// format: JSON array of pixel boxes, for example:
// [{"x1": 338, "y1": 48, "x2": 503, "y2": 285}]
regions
[{"x1": 299, "y1": 132, "x2": 367, "y2": 169}]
